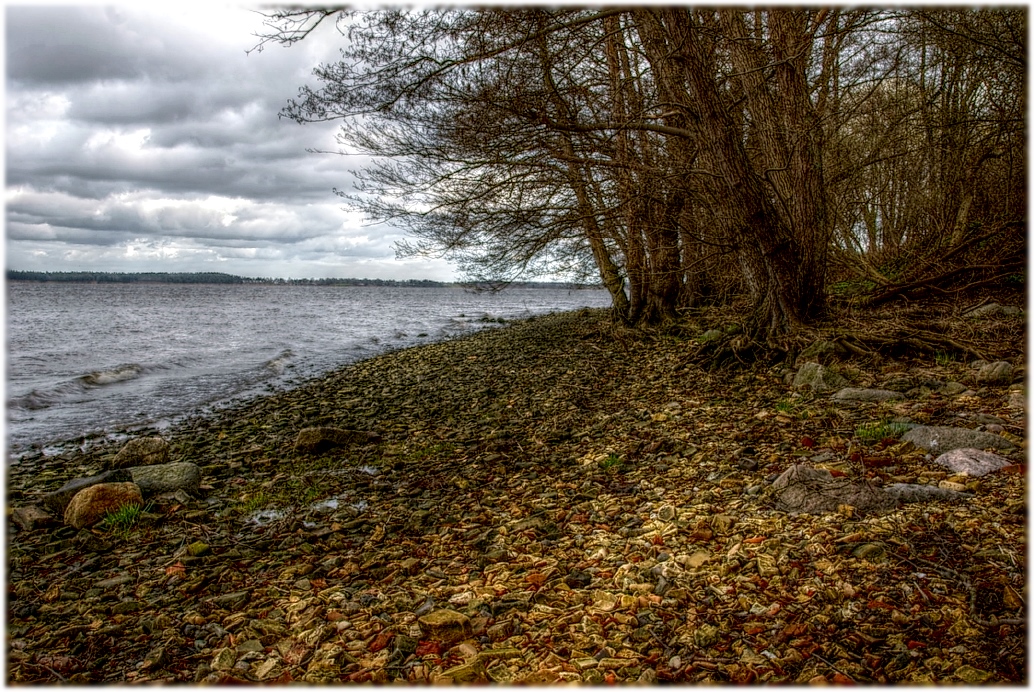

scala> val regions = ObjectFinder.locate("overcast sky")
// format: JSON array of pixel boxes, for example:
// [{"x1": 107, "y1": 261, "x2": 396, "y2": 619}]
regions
[{"x1": 5, "y1": 4, "x2": 459, "y2": 280}]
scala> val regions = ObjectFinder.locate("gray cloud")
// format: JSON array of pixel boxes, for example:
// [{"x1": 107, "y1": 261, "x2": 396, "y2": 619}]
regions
[{"x1": 5, "y1": 5, "x2": 449, "y2": 280}]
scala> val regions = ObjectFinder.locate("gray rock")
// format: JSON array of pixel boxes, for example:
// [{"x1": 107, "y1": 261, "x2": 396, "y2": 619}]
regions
[
  {"x1": 963, "y1": 303, "x2": 1022, "y2": 319},
  {"x1": 939, "y1": 382, "x2": 968, "y2": 396},
  {"x1": 12, "y1": 505, "x2": 57, "y2": 532},
  {"x1": 793, "y1": 363, "x2": 848, "y2": 393},
  {"x1": 111, "y1": 436, "x2": 170, "y2": 469},
  {"x1": 769, "y1": 465, "x2": 897, "y2": 513},
  {"x1": 770, "y1": 465, "x2": 974, "y2": 514},
  {"x1": 128, "y1": 462, "x2": 201, "y2": 496},
  {"x1": 698, "y1": 329, "x2": 724, "y2": 342},
  {"x1": 902, "y1": 425, "x2": 1015, "y2": 454},
  {"x1": 883, "y1": 483, "x2": 971, "y2": 503},
  {"x1": 832, "y1": 387, "x2": 904, "y2": 403},
  {"x1": 932, "y1": 448, "x2": 1013, "y2": 477},
  {"x1": 796, "y1": 340, "x2": 845, "y2": 365},
  {"x1": 41, "y1": 469, "x2": 134, "y2": 516},
  {"x1": 63, "y1": 482, "x2": 143, "y2": 529},
  {"x1": 976, "y1": 360, "x2": 1014, "y2": 385},
  {"x1": 294, "y1": 427, "x2": 379, "y2": 454},
  {"x1": 1007, "y1": 391, "x2": 1025, "y2": 409},
  {"x1": 963, "y1": 303, "x2": 1002, "y2": 319}
]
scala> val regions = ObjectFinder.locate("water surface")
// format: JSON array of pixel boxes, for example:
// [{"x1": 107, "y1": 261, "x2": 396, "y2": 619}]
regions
[{"x1": 7, "y1": 282, "x2": 610, "y2": 457}]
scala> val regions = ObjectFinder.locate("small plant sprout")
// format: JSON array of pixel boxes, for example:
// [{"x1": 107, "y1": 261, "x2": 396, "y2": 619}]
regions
[
  {"x1": 238, "y1": 491, "x2": 270, "y2": 515},
  {"x1": 99, "y1": 502, "x2": 147, "y2": 537},
  {"x1": 598, "y1": 454, "x2": 623, "y2": 473},
  {"x1": 775, "y1": 397, "x2": 812, "y2": 420},
  {"x1": 855, "y1": 420, "x2": 910, "y2": 445}
]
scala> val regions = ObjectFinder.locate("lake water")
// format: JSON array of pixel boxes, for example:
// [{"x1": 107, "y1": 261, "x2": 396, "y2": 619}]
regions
[{"x1": 6, "y1": 282, "x2": 610, "y2": 458}]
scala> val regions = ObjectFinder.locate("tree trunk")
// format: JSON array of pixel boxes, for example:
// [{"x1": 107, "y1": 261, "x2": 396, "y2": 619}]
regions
[
  {"x1": 534, "y1": 24, "x2": 631, "y2": 322},
  {"x1": 649, "y1": 7, "x2": 816, "y2": 339}
]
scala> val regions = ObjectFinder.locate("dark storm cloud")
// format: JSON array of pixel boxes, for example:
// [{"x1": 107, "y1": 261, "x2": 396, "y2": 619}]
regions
[
  {"x1": 7, "y1": 5, "x2": 351, "y2": 201},
  {"x1": 7, "y1": 6, "x2": 171, "y2": 84},
  {"x1": 5, "y1": 5, "x2": 451, "y2": 280}
]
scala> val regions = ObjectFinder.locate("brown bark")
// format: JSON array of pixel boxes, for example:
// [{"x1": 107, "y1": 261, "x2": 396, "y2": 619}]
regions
[
  {"x1": 534, "y1": 22, "x2": 631, "y2": 322},
  {"x1": 641, "y1": 8, "x2": 817, "y2": 339}
]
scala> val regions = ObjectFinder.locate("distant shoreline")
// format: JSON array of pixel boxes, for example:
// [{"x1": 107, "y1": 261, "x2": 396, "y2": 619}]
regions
[{"x1": 6, "y1": 270, "x2": 601, "y2": 290}]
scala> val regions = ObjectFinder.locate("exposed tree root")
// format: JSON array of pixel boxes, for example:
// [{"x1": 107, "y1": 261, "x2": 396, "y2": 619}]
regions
[
  {"x1": 687, "y1": 331, "x2": 793, "y2": 371},
  {"x1": 826, "y1": 330, "x2": 991, "y2": 363},
  {"x1": 677, "y1": 293, "x2": 1013, "y2": 371}
]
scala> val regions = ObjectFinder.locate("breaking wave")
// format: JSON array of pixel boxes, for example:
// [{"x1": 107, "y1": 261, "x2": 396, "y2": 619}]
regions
[
  {"x1": 264, "y1": 349, "x2": 294, "y2": 374},
  {"x1": 9, "y1": 363, "x2": 147, "y2": 411},
  {"x1": 79, "y1": 363, "x2": 144, "y2": 386}
]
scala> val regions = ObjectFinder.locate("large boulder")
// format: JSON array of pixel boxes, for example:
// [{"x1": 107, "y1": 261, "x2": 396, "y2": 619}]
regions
[
  {"x1": 770, "y1": 465, "x2": 971, "y2": 514},
  {"x1": 769, "y1": 465, "x2": 896, "y2": 514},
  {"x1": 128, "y1": 462, "x2": 201, "y2": 495},
  {"x1": 792, "y1": 363, "x2": 848, "y2": 393},
  {"x1": 975, "y1": 361, "x2": 1015, "y2": 386},
  {"x1": 902, "y1": 425, "x2": 1015, "y2": 454},
  {"x1": 63, "y1": 482, "x2": 142, "y2": 529},
  {"x1": 41, "y1": 468, "x2": 133, "y2": 515},
  {"x1": 111, "y1": 436, "x2": 170, "y2": 469},
  {"x1": 932, "y1": 448, "x2": 1013, "y2": 477},
  {"x1": 294, "y1": 427, "x2": 380, "y2": 454}
]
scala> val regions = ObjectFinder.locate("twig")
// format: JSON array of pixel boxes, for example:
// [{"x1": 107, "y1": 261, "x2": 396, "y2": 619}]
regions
[
  {"x1": 27, "y1": 663, "x2": 69, "y2": 683},
  {"x1": 812, "y1": 652, "x2": 870, "y2": 683}
]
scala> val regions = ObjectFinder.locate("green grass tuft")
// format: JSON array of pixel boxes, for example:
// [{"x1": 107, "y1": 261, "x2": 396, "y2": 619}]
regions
[
  {"x1": 598, "y1": 453, "x2": 623, "y2": 473},
  {"x1": 855, "y1": 420, "x2": 910, "y2": 445},
  {"x1": 99, "y1": 502, "x2": 149, "y2": 538}
]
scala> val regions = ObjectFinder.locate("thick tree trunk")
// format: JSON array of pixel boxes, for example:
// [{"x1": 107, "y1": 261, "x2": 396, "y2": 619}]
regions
[
  {"x1": 603, "y1": 13, "x2": 683, "y2": 326},
  {"x1": 532, "y1": 23, "x2": 632, "y2": 323},
  {"x1": 642, "y1": 193, "x2": 683, "y2": 324},
  {"x1": 636, "y1": 8, "x2": 824, "y2": 339}
]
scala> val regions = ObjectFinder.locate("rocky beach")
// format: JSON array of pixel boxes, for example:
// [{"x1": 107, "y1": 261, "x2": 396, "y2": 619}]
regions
[{"x1": 6, "y1": 304, "x2": 1027, "y2": 684}]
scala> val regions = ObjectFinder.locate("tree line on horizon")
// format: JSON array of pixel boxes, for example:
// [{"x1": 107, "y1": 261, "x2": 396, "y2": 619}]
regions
[
  {"x1": 6, "y1": 271, "x2": 251, "y2": 284},
  {"x1": 261, "y1": 7, "x2": 1025, "y2": 342},
  {"x1": 5, "y1": 270, "x2": 599, "y2": 289}
]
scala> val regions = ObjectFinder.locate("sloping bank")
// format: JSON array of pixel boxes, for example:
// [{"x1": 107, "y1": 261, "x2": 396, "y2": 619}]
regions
[{"x1": 7, "y1": 307, "x2": 1027, "y2": 684}]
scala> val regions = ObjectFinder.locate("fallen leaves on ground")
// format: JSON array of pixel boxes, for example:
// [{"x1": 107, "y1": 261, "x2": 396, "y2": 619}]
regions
[{"x1": 7, "y1": 304, "x2": 1026, "y2": 684}]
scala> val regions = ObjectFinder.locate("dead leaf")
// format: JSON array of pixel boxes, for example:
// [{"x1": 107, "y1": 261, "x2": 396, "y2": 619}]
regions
[{"x1": 165, "y1": 562, "x2": 187, "y2": 577}]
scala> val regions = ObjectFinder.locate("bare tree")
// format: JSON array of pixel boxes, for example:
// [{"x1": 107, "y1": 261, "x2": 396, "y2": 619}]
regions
[{"x1": 261, "y1": 6, "x2": 1025, "y2": 335}]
